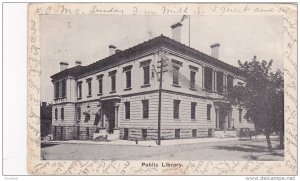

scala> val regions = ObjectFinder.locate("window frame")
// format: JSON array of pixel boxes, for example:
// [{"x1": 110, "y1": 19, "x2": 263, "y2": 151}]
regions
[
  {"x1": 191, "y1": 102, "x2": 197, "y2": 120},
  {"x1": 207, "y1": 104, "x2": 212, "y2": 121},
  {"x1": 142, "y1": 100, "x2": 149, "y2": 119},
  {"x1": 61, "y1": 107, "x2": 64, "y2": 120},
  {"x1": 173, "y1": 100, "x2": 181, "y2": 119},
  {"x1": 124, "y1": 102, "x2": 130, "y2": 119}
]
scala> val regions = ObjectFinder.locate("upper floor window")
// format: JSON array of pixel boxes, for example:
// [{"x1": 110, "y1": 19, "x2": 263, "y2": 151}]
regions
[
  {"x1": 54, "y1": 82, "x2": 59, "y2": 99},
  {"x1": 204, "y1": 67, "x2": 213, "y2": 91},
  {"x1": 216, "y1": 71, "x2": 224, "y2": 93},
  {"x1": 142, "y1": 100, "x2": 149, "y2": 119},
  {"x1": 61, "y1": 107, "x2": 64, "y2": 120},
  {"x1": 86, "y1": 78, "x2": 92, "y2": 97},
  {"x1": 124, "y1": 102, "x2": 130, "y2": 119},
  {"x1": 173, "y1": 100, "x2": 181, "y2": 119},
  {"x1": 140, "y1": 60, "x2": 151, "y2": 86},
  {"x1": 77, "y1": 81, "x2": 82, "y2": 98},
  {"x1": 191, "y1": 102, "x2": 197, "y2": 119},
  {"x1": 54, "y1": 108, "x2": 58, "y2": 120},
  {"x1": 172, "y1": 60, "x2": 182, "y2": 86},
  {"x1": 123, "y1": 65, "x2": 133, "y2": 90},
  {"x1": 62, "y1": 80, "x2": 66, "y2": 98},
  {"x1": 227, "y1": 75, "x2": 233, "y2": 91},
  {"x1": 97, "y1": 74, "x2": 103, "y2": 95},
  {"x1": 109, "y1": 70, "x2": 117, "y2": 93},
  {"x1": 189, "y1": 65, "x2": 198, "y2": 90},
  {"x1": 207, "y1": 104, "x2": 212, "y2": 120}
]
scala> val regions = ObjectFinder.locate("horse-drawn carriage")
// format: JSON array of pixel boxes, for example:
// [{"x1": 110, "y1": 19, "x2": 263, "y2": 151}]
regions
[{"x1": 239, "y1": 128, "x2": 258, "y2": 140}]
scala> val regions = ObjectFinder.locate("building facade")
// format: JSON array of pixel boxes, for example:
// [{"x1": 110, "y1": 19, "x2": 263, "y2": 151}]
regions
[{"x1": 50, "y1": 23, "x2": 254, "y2": 141}]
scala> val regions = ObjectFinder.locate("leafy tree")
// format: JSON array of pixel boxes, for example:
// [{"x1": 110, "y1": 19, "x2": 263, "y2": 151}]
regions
[{"x1": 226, "y1": 56, "x2": 284, "y2": 150}]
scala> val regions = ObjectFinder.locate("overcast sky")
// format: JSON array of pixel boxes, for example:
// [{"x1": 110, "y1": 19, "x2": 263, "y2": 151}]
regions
[{"x1": 40, "y1": 15, "x2": 283, "y2": 103}]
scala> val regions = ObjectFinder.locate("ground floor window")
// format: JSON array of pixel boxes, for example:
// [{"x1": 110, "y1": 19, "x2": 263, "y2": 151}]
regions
[
  {"x1": 86, "y1": 127, "x2": 89, "y2": 137},
  {"x1": 124, "y1": 128, "x2": 129, "y2": 140},
  {"x1": 175, "y1": 129, "x2": 180, "y2": 139},
  {"x1": 192, "y1": 129, "x2": 197, "y2": 138},
  {"x1": 142, "y1": 129, "x2": 147, "y2": 139}
]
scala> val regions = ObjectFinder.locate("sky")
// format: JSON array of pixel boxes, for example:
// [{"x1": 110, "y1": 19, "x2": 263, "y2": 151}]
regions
[{"x1": 40, "y1": 15, "x2": 283, "y2": 102}]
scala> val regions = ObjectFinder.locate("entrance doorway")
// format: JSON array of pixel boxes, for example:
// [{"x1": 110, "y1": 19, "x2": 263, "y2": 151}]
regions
[
  {"x1": 99, "y1": 97, "x2": 121, "y2": 134},
  {"x1": 214, "y1": 101, "x2": 232, "y2": 130}
]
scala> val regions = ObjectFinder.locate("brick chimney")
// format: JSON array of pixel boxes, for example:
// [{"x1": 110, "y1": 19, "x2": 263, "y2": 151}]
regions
[
  {"x1": 75, "y1": 60, "x2": 82, "y2": 66},
  {"x1": 171, "y1": 22, "x2": 182, "y2": 42},
  {"x1": 109, "y1": 44, "x2": 117, "y2": 56},
  {"x1": 210, "y1": 43, "x2": 220, "y2": 59},
  {"x1": 60, "y1": 61, "x2": 69, "y2": 71}
]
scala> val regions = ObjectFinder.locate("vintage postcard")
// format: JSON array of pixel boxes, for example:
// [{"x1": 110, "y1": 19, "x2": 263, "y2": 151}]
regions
[{"x1": 27, "y1": 3, "x2": 297, "y2": 175}]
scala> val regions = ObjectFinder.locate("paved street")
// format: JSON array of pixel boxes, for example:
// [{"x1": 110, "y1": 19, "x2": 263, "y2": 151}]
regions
[{"x1": 41, "y1": 138, "x2": 284, "y2": 161}]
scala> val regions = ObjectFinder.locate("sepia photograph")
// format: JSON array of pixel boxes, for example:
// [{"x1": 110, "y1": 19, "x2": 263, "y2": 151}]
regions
[{"x1": 40, "y1": 14, "x2": 284, "y2": 161}]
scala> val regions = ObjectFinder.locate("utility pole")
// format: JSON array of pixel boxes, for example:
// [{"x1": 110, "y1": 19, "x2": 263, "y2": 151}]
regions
[{"x1": 157, "y1": 51, "x2": 168, "y2": 145}]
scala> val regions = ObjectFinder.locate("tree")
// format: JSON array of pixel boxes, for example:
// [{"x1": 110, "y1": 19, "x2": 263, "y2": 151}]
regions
[{"x1": 225, "y1": 56, "x2": 284, "y2": 150}]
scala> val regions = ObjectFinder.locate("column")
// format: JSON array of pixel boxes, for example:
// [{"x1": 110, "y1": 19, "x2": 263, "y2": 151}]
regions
[
  {"x1": 114, "y1": 103, "x2": 119, "y2": 128},
  {"x1": 215, "y1": 108, "x2": 219, "y2": 129},
  {"x1": 212, "y1": 70, "x2": 215, "y2": 92},
  {"x1": 202, "y1": 66, "x2": 205, "y2": 90},
  {"x1": 223, "y1": 74, "x2": 227, "y2": 92}
]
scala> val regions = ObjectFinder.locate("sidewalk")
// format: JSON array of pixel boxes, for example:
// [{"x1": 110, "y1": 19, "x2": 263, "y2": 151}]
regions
[{"x1": 42, "y1": 135, "x2": 271, "y2": 147}]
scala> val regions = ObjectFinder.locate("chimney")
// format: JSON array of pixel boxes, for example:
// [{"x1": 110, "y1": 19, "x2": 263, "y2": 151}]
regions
[
  {"x1": 115, "y1": 49, "x2": 122, "y2": 53},
  {"x1": 171, "y1": 22, "x2": 182, "y2": 42},
  {"x1": 210, "y1": 43, "x2": 220, "y2": 59},
  {"x1": 60, "y1": 61, "x2": 69, "y2": 71},
  {"x1": 75, "y1": 60, "x2": 82, "y2": 66},
  {"x1": 109, "y1": 44, "x2": 116, "y2": 56}
]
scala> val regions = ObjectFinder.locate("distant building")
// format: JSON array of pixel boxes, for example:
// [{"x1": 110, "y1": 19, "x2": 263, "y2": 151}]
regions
[{"x1": 50, "y1": 23, "x2": 254, "y2": 141}]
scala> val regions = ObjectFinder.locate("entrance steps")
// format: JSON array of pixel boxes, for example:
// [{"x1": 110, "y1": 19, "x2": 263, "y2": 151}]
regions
[{"x1": 93, "y1": 129, "x2": 120, "y2": 141}]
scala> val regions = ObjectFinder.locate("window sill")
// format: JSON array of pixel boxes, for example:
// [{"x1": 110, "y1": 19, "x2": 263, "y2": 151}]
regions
[
  {"x1": 87, "y1": 95, "x2": 92, "y2": 98},
  {"x1": 174, "y1": 118, "x2": 180, "y2": 121},
  {"x1": 97, "y1": 93, "x2": 103, "y2": 96},
  {"x1": 109, "y1": 91, "x2": 116, "y2": 94},
  {"x1": 141, "y1": 84, "x2": 151, "y2": 88},
  {"x1": 124, "y1": 87, "x2": 132, "y2": 91},
  {"x1": 172, "y1": 84, "x2": 181, "y2": 88},
  {"x1": 191, "y1": 118, "x2": 196, "y2": 121},
  {"x1": 77, "y1": 97, "x2": 82, "y2": 100}
]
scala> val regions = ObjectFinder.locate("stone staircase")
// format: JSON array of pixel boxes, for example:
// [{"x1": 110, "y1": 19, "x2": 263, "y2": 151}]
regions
[
  {"x1": 93, "y1": 128, "x2": 120, "y2": 141},
  {"x1": 214, "y1": 130, "x2": 237, "y2": 138}
]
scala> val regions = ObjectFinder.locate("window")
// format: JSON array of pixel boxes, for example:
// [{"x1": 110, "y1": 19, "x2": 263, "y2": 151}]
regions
[
  {"x1": 124, "y1": 102, "x2": 130, "y2": 119},
  {"x1": 143, "y1": 65, "x2": 150, "y2": 85},
  {"x1": 96, "y1": 74, "x2": 103, "y2": 95},
  {"x1": 86, "y1": 127, "x2": 89, "y2": 137},
  {"x1": 125, "y1": 71, "x2": 131, "y2": 89},
  {"x1": 77, "y1": 82, "x2": 82, "y2": 98},
  {"x1": 109, "y1": 70, "x2": 117, "y2": 93},
  {"x1": 111, "y1": 75, "x2": 116, "y2": 92},
  {"x1": 62, "y1": 80, "x2": 66, "y2": 98},
  {"x1": 123, "y1": 65, "x2": 133, "y2": 89},
  {"x1": 192, "y1": 129, "x2": 197, "y2": 138},
  {"x1": 173, "y1": 100, "x2": 180, "y2": 119},
  {"x1": 239, "y1": 108, "x2": 242, "y2": 122},
  {"x1": 204, "y1": 67, "x2": 213, "y2": 91},
  {"x1": 190, "y1": 71, "x2": 196, "y2": 89},
  {"x1": 142, "y1": 129, "x2": 147, "y2": 139},
  {"x1": 55, "y1": 82, "x2": 59, "y2": 99},
  {"x1": 61, "y1": 107, "x2": 64, "y2": 120},
  {"x1": 87, "y1": 81, "x2": 92, "y2": 96},
  {"x1": 98, "y1": 78, "x2": 103, "y2": 94},
  {"x1": 173, "y1": 66, "x2": 180, "y2": 85},
  {"x1": 55, "y1": 108, "x2": 58, "y2": 120},
  {"x1": 189, "y1": 65, "x2": 198, "y2": 90},
  {"x1": 191, "y1": 102, "x2": 196, "y2": 119},
  {"x1": 77, "y1": 107, "x2": 81, "y2": 121},
  {"x1": 207, "y1": 104, "x2": 212, "y2": 120},
  {"x1": 142, "y1": 100, "x2": 149, "y2": 119},
  {"x1": 216, "y1": 71, "x2": 224, "y2": 93},
  {"x1": 140, "y1": 59, "x2": 151, "y2": 86},
  {"x1": 175, "y1": 129, "x2": 180, "y2": 139},
  {"x1": 227, "y1": 75, "x2": 233, "y2": 91}
]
